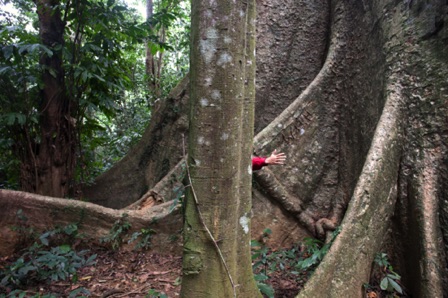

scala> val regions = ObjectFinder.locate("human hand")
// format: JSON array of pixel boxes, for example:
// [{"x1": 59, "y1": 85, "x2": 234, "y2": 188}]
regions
[{"x1": 265, "y1": 149, "x2": 286, "y2": 166}]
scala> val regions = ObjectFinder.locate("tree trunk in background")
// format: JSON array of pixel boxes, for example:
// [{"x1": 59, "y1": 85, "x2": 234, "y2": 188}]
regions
[
  {"x1": 180, "y1": 0, "x2": 259, "y2": 296},
  {"x1": 145, "y1": 0, "x2": 160, "y2": 102},
  {"x1": 22, "y1": 0, "x2": 75, "y2": 197},
  {"x1": 254, "y1": 0, "x2": 330, "y2": 133},
  {"x1": 81, "y1": 76, "x2": 189, "y2": 208}
]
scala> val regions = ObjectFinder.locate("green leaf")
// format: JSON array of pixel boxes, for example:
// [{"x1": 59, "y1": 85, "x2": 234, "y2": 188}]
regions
[
  {"x1": 63, "y1": 224, "x2": 78, "y2": 235},
  {"x1": 388, "y1": 278, "x2": 403, "y2": 294},
  {"x1": 0, "y1": 66, "x2": 11, "y2": 75},
  {"x1": 28, "y1": 44, "x2": 39, "y2": 54},
  {"x1": 59, "y1": 244, "x2": 71, "y2": 253},
  {"x1": 16, "y1": 114, "x2": 26, "y2": 125},
  {"x1": 39, "y1": 44, "x2": 53, "y2": 57},
  {"x1": 386, "y1": 273, "x2": 400, "y2": 280},
  {"x1": 6, "y1": 114, "x2": 16, "y2": 126},
  {"x1": 263, "y1": 228, "x2": 272, "y2": 235},
  {"x1": 257, "y1": 282, "x2": 275, "y2": 298},
  {"x1": 380, "y1": 277, "x2": 389, "y2": 291},
  {"x1": 149, "y1": 43, "x2": 160, "y2": 56},
  {"x1": 254, "y1": 273, "x2": 268, "y2": 282},
  {"x1": 93, "y1": 74, "x2": 106, "y2": 82},
  {"x1": 18, "y1": 44, "x2": 30, "y2": 55},
  {"x1": 18, "y1": 265, "x2": 36, "y2": 275},
  {"x1": 251, "y1": 240, "x2": 262, "y2": 247},
  {"x1": 39, "y1": 233, "x2": 50, "y2": 246},
  {"x1": 48, "y1": 68, "x2": 58, "y2": 78}
]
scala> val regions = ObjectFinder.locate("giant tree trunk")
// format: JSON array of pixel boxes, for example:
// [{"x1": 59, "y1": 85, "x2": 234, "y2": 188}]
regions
[
  {"x1": 180, "y1": 0, "x2": 259, "y2": 296},
  {"x1": 3, "y1": 0, "x2": 447, "y2": 296},
  {"x1": 22, "y1": 0, "x2": 75, "y2": 197},
  {"x1": 295, "y1": 0, "x2": 448, "y2": 296}
]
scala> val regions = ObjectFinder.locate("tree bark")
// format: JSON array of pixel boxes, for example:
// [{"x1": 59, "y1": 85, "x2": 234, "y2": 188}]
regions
[
  {"x1": 180, "y1": 0, "x2": 259, "y2": 296},
  {"x1": 145, "y1": 0, "x2": 161, "y2": 102},
  {"x1": 81, "y1": 76, "x2": 189, "y2": 208},
  {"x1": 24, "y1": 0, "x2": 76, "y2": 198},
  {"x1": 297, "y1": 70, "x2": 404, "y2": 297},
  {"x1": 296, "y1": 0, "x2": 448, "y2": 296},
  {"x1": 0, "y1": 189, "x2": 183, "y2": 256},
  {"x1": 4, "y1": 0, "x2": 447, "y2": 296}
]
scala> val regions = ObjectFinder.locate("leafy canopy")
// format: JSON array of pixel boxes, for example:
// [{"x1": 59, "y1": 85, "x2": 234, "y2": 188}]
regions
[{"x1": 0, "y1": 0, "x2": 190, "y2": 188}]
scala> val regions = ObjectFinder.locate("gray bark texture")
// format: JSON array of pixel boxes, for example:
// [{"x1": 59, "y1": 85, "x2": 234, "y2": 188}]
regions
[
  {"x1": 0, "y1": 189, "x2": 182, "y2": 256},
  {"x1": 295, "y1": 0, "x2": 448, "y2": 296},
  {"x1": 180, "y1": 0, "x2": 260, "y2": 295},
  {"x1": 1, "y1": 0, "x2": 447, "y2": 296}
]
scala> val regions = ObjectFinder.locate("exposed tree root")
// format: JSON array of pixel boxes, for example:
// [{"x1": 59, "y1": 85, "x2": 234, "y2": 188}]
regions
[
  {"x1": 297, "y1": 76, "x2": 404, "y2": 297},
  {"x1": 410, "y1": 148, "x2": 446, "y2": 297},
  {"x1": 0, "y1": 190, "x2": 182, "y2": 256},
  {"x1": 125, "y1": 159, "x2": 186, "y2": 211}
]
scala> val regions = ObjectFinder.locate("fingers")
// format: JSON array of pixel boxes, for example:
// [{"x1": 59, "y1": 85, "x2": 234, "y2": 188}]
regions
[{"x1": 270, "y1": 150, "x2": 286, "y2": 165}]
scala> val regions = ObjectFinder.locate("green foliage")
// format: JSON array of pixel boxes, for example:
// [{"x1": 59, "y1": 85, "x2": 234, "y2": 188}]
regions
[
  {"x1": 38, "y1": 223, "x2": 80, "y2": 246},
  {"x1": 2, "y1": 211, "x2": 93, "y2": 296},
  {"x1": 0, "y1": 0, "x2": 145, "y2": 188},
  {"x1": 146, "y1": 288, "x2": 168, "y2": 298},
  {"x1": 10, "y1": 209, "x2": 36, "y2": 249},
  {"x1": 100, "y1": 213, "x2": 132, "y2": 250},
  {"x1": 0, "y1": 10, "x2": 42, "y2": 189},
  {"x1": 0, "y1": 0, "x2": 191, "y2": 189},
  {"x1": 251, "y1": 227, "x2": 341, "y2": 297},
  {"x1": 0, "y1": 226, "x2": 96, "y2": 295},
  {"x1": 0, "y1": 290, "x2": 58, "y2": 298},
  {"x1": 295, "y1": 227, "x2": 341, "y2": 272},
  {"x1": 294, "y1": 238, "x2": 326, "y2": 271},
  {"x1": 251, "y1": 229, "x2": 275, "y2": 298},
  {"x1": 374, "y1": 253, "x2": 403, "y2": 296},
  {"x1": 128, "y1": 227, "x2": 156, "y2": 250},
  {"x1": 153, "y1": 0, "x2": 190, "y2": 97},
  {"x1": 255, "y1": 274, "x2": 275, "y2": 298},
  {"x1": 0, "y1": 286, "x2": 90, "y2": 298}
]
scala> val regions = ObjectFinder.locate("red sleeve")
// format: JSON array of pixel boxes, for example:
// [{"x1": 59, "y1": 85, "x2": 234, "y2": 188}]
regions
[{"x1": 252, "y1": 157, "x2": 267, "y2": 171}]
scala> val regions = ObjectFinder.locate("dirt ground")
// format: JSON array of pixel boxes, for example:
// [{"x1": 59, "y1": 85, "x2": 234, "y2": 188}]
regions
[
  {"x1": 0, "y1": 242, "x2": 404, "y2": 298},
  {"x1": 0, "y1": 246, "x2": 302, "y2": 298}
]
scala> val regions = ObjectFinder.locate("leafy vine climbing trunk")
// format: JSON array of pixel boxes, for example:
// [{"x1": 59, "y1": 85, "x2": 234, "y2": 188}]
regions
[{"x1": 180, "y1": 0, "x2": 260, "y2": 296}]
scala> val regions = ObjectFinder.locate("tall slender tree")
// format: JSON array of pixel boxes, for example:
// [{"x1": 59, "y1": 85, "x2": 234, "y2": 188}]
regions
[
  {"x1": 180, "y1": 0, "x2": 260, "y2": 295},
  {"x1": 32, "y1": 0, "x2": 75, "y2": 197}
]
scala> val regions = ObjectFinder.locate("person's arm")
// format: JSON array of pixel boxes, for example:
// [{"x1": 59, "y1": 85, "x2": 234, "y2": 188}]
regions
[
  {"x1": 252, "y1": 156, "x2": 267, "y2": 171},
  {"x1": 252, "y1": 150, "x2": 286, "y2": 171}
]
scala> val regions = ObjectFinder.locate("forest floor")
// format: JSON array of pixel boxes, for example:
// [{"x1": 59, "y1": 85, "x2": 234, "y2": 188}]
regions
[
  {"x1": 0, "y1": 244, "x2": 304, "y2": 298},
  {"x1": 0, "y1": 237, "x2": 399, "y2": 298}
]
